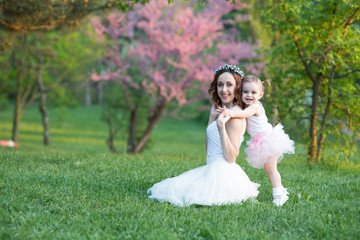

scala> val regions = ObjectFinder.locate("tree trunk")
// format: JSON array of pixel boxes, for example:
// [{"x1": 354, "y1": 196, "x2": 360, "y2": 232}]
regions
[
  {"x1": 132, "y1": 99, "x2": 166, "y2": 153},
  {"x1": 308, "y1": 74, "x2": 322, "y2": 162},
  {"x1": 97, "y1": 81, "x2": 103, "y2": 105},
  {"x1": 316, "y1": 68, "x2": 334, "y2": 162},
  {"x1": 316, "y1": 101, "x2": 331, "y2": 162},
  {"x1": 107, "y1": 136, "x2": 117, "y2": 153},
  {"x1": 11, "y1": 78, "x2": 22, "y2": 143},
  {"x1": 127, "y1": 102, "x2": 139, "y2": 153},
  {"x1": 85, "y1": 79, "x2": 92, "y2": 106},
  {"x1": 106, "y1": 118, "x2": 118, "y2": 153},
  {"x1": 10, "y1": 35, "x2": 38, "y2": 143},
  {"x1": 37, "y1": 64, "x2": 50, "y2": 146}
]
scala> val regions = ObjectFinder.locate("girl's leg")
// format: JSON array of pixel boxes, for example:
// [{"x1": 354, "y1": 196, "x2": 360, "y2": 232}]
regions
[
  {"x1": 263, "y1": 155, "x2": 282, "y2": 188},
  {"x1": 263, "y1": 155, "x2": 289, "y2": 206}
]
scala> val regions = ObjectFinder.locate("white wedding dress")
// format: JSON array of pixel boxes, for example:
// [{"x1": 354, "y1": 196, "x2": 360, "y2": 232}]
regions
[{"x1": 147, "y1": 120, "x2": 260, "y2": 207}]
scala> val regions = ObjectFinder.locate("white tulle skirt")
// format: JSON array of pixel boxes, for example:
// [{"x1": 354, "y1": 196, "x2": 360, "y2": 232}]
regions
[
  {"x1": 245, "y1": 123, "x2": 295, "y2": 169},
  {"x1": 147, "y1": 154, "x2": 260, "y2": 207}
]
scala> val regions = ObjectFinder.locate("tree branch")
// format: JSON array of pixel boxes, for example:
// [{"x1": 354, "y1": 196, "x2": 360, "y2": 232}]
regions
[
  {"x1": 339, "y1": 7, "x2": 360, "y2": 28},
  {"x1": 342, "y1": 7, "x2": 360, "y2": 41},
  {"x1": 334, "y1": 69, "x2": 360, "y2": 79},
  {"x1": 317, "y1": 65, "x2": 335, "y2": 160},
  {"x1": 0, "y1": 1, "x2": 129, "y2": 32},
  {"x1": 292, "y1": 32, "x2": 315, "y2": 82},
  {"x1": 123, "y1": 86, "x2": 134, "y2": 111},
  {"x1": 320, "y1": 4, "x2": 337, "y2": 62}
]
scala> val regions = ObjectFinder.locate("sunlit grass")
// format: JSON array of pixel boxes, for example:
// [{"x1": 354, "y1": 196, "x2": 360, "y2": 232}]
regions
[{"x1": 0, "y1": 105, "x2": 359, "y2": 239}]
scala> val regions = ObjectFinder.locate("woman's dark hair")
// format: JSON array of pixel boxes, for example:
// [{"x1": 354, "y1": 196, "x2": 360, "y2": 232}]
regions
[{"x1": 208, "y1": 69, "x2": 244, "y2": 109}]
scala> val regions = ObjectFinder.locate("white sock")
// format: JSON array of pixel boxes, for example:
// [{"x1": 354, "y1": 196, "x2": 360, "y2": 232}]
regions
[{"x1": 272, "y1": 186, "x2": 284, "y2": 195}]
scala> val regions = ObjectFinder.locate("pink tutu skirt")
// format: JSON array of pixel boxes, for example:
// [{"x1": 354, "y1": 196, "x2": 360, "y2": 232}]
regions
[{"x1": 245, "y1": 124, "x2": 295, "y2": 169}]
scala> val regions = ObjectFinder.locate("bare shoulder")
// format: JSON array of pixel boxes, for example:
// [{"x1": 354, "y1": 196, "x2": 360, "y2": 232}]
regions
[
  {"x1": 227, "y1": 118, "x2": 246, "y2": 132},
  {"x1": 251, "y1": 103, "x2": 263, "y2": 116}
]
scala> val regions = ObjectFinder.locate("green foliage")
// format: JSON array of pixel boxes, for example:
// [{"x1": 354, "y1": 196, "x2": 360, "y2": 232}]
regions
[
  {"x1": 0, "y1": 34, "x2": 40, "y2": 114},
  {"x1": 47, "y1": 87, "x2": 79, "y2": 107},
  {"x1": 0, "y1": 0, "x2": 152, "y2": 53},
  {"x1": 0, "y1": 95, "x2": 9, "y2": 111},
  {"x1": 254, "y1": 0, "x2": 360, "y2": 162},
  {"x1": 0, "y1": 27, "x2": 104, "y2": 107},
  {"x1": 49, "y1": 29, "x2": 104, "y2": 105},
  {"x1": 0, "y1": 0, "x2": 149, "y2": 31}
]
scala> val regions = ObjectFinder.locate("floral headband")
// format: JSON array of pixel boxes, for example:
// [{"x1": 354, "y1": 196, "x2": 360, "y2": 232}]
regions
[{"x1": 214, "y1": 64, "x2": 244, "y2": 79}]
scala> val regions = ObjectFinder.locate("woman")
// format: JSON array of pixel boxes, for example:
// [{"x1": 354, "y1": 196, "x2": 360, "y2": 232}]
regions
[{"x1": 147, "y1": 64, "x2": 260, "y2": 207}]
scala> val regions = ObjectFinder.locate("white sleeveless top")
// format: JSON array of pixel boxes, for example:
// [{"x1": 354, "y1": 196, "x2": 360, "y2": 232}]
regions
[
  {"x1": 206, "y1": 120, "x2": 245, "y2": 160},
  {"x1": 246, "y1": 103, "x2": 272, "y2": 137}
]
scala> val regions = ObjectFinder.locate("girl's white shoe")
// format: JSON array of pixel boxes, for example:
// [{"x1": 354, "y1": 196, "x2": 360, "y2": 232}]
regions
[
  {"x1": 273, "y1": 193, "x2": 289, "y2": 206},
  {"x1": 272, "y1": 187, "x2": 289, "y2": 207}
]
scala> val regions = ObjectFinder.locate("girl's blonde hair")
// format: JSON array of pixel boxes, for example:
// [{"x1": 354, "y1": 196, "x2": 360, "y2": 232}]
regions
[{"x1": 243, "y1": 74, "x2": 270, "y2": 92}]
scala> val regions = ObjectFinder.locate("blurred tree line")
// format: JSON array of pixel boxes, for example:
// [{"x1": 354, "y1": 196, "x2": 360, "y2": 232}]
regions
[{"x1": 0, "y1": 0, "x2": 145, "y2": 145}]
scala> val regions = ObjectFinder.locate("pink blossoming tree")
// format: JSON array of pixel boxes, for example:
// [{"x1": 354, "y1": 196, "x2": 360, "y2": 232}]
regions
[{"x1": 91, "y1": 0, "x2": 264, "y2": 153}]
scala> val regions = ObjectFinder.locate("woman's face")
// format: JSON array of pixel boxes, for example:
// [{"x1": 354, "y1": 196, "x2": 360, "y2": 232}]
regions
[{"x1": 217, "y1": 72, "x2": 237, "y2": 107}]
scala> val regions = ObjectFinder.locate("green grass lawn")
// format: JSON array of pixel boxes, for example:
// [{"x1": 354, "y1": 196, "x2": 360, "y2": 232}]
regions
[{"x1": 0, "y1": 106, "x2": 359, "y2": 239}]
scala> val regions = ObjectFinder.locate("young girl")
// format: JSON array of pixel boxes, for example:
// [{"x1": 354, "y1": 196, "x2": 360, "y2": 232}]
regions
[{"x1": 217, "y1": 75, "x2": 295, "y2": 206}]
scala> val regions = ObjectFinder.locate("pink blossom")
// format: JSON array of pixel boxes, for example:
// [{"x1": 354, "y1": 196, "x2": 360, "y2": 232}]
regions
[{"x1": 90, "y1": 0, "x2": 264, "y2": 105}]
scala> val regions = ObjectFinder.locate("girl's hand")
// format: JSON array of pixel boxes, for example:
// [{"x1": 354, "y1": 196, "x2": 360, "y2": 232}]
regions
[
  {"x1": 216, "y1": 106, "x2": 231, "y2": 118},
  {"x1": 217, "y1": 111, "x2": 231, "y2": 129},
  {"x1": 216, "y1": 106, "x2": 224, "y2": 114}
]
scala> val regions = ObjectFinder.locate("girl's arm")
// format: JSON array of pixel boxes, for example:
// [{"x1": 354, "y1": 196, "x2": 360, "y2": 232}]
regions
[
  {"x1": 217, "y1": 112, "x2": 245, "y2": 163},
  {"x1": 217, "y1": 104, "x2": 260, "y2": 119}
]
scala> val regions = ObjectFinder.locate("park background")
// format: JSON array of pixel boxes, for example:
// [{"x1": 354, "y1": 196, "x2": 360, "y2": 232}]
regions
[{"x1": 0, "y1": 0, "x2": 359, "y2": 239}]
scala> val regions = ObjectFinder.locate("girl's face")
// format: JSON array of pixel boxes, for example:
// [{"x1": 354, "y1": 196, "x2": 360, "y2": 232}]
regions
[
  {"x1": 242, "y1": 81, "x2": 263, "y2": 106},
  {"x1": 217, "y1": 72, "x2": 237, "y2": 107}
]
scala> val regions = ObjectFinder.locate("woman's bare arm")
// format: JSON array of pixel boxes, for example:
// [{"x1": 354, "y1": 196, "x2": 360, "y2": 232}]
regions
[
  {"x1": 217, "y1": 113, "x2": 245, "y2": 163},
  {"x1": 208, "y1": 104, "x2": 219, "y2": 126},
  {"x1": 206, "y1": 104, "x2": 219, "y2": 152}
]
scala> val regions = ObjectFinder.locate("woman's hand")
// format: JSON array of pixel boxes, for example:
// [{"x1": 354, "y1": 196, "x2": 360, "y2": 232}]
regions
[
  {"x1": 216, "y1": 106, "x2": 232, "y2": 118},
  {"x1": 217, "y1": 110, "x2": 231, "y2": 129}
]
